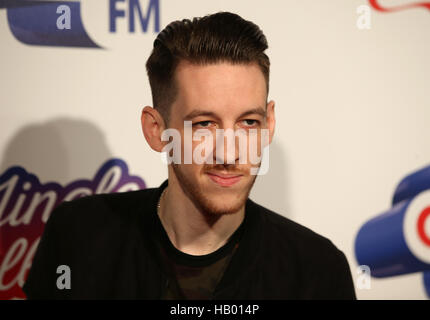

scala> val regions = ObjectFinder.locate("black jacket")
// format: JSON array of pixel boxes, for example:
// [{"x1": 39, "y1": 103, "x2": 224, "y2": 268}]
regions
[{"x1": 23, "y1": 180, "x2": 356, "y2": 299}]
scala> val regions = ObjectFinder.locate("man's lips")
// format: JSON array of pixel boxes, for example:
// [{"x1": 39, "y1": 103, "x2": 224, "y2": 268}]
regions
[{"x1": 206, "y1": 171, "x2": 243, "y2": 187}]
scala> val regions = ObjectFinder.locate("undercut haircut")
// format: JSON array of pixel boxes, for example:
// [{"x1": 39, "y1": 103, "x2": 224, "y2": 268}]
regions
[{"x1": 145, "y1": 11, "x2": 270, "y2": 124}]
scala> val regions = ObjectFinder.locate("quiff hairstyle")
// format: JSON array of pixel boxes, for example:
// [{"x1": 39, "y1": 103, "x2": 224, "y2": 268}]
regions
[{"x1": 146, "y1": 12, "x2": 270, "y2": 124}]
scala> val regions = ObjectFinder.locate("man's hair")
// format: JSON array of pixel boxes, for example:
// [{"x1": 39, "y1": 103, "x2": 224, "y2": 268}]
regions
[{"x1": 146, "y1": 12, "x2": 270, "y2": 124}]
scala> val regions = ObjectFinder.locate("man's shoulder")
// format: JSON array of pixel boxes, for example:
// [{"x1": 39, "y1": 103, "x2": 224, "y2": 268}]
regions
[
  {"x1": 249, "y1": 200, "x2": 356, "y2": 299},
  {"x1": 249, "y1": 199, "x2": 343, "y2": 261},
  {"x1": 49, "y1": 187, "x2": 158, "y2": 227},
  {"x1": 24, "y1": 187, "x2": 161, "y2": 299}
]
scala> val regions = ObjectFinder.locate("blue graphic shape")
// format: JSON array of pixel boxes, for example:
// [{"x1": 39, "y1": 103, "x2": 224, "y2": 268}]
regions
[
  {"x1": 355, "y1": 164, "x2": 430, "y2": 299},
  {"x1": 6, "y1": 1, "x2": 101, "y2": 48},
  {"x1": 393, "y1": 165, "x2": 430, "y2": 206},
  {"x1": 424, "y1": 272, "x2": 430, "y2": 297},
  {"x1": 355, "y1": 199, "x2": 430, "y2": 277}
]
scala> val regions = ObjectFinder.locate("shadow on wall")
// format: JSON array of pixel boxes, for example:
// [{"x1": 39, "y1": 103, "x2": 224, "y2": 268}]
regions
[
  {"x1": 250, "y1": 140, "x2": 292, "y2": 219},
  {"x1": 0, "y1": 118, "x2": 113, "y2": 299},
  {"x1": 0, "y1": 118, "x2": 112, "y2": 183}
]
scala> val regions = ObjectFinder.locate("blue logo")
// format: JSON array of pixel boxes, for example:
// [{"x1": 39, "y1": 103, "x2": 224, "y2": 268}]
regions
[
  {"x1": 110, "y1": 0, "x2": 160, "y2": 33},
  {"x1": 2, "y1": 0, "x2": 160, "y2": 48},
  {"x1": 355, "y1": 165, "x2": 430, "y2": 298}
]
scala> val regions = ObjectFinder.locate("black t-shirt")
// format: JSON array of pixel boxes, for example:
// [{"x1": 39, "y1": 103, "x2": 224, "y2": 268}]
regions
[
  {"x1": 155, "y1": 209, "x2": 245, "y2": 300},
  {"x1": 23, "y1": 180, "x2": 357, "y2": 299}
]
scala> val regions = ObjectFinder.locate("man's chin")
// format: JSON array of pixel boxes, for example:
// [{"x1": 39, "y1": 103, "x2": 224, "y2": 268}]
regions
[
  {"x1": 197, "y1": 199, "x2": 245, "y2": 216},
  {"x1": 171, "y1": 164, "x2": 255, "y2": 215},
  {"x1": 198, "y1": 180, "x2": 256, "y2": 215}
]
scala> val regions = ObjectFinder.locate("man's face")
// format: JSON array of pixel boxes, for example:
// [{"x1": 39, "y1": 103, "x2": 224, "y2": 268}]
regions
[{"x1": 166, "y1": 61, "x2": 274, "y2": 215}]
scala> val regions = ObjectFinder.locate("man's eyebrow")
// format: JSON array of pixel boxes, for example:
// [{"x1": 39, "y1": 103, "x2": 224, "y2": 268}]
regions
[
  {"x1": 183, "y1": 107, "x2": 266, "y2": 120},
  {"x1": 238, "y1": 107, "x2": 266, "y2": 119},
  {"x1": 183, "y1": 110, "x2": 219, "y2": 120}
]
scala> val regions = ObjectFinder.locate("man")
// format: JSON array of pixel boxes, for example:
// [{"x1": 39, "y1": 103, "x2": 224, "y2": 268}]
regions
[{"x1": 23, "y1": 12, "x2": 356, "y2": 299}]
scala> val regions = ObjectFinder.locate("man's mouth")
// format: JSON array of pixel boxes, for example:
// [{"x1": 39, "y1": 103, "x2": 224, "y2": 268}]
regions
[{"x1": 206, "y1": 171, "x2": 243, "y2": 187}]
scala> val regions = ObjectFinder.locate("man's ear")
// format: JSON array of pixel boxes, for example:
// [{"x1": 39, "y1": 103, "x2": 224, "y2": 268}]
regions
[
  {"x1": 141, "y1": 106, "x2": 166, "y2": 152},
  {"x1": 266, "y1": 100, "x2": 276, "y2": 144}
]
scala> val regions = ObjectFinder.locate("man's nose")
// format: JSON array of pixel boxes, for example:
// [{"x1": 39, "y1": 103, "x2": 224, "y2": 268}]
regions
[{"x1": 213, "y1": 128, "x2": 241, "y2": 165}]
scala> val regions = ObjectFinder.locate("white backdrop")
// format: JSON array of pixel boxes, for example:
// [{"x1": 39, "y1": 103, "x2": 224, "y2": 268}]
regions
[{"x1": 1, "y1": 0, "x2": 429, "y2": 299}]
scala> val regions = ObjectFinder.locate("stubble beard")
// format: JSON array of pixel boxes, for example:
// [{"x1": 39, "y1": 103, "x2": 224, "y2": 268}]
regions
[{"x1": 171, "y1": 163, "x2": 257, "y2": 217}]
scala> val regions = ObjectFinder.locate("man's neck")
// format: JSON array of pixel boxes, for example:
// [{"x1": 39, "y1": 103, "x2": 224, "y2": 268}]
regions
[{"x1": 158, "y1": 176, "x2": 245, "y2": 256}]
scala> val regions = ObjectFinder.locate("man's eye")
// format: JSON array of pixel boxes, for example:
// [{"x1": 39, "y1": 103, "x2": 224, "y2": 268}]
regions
[
  {"x1": 241, "y1": 119, "x2": 259, "y2": 127},
  {"x1": 194, "y1": 121, "x2": 213, "y2": 127}
]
